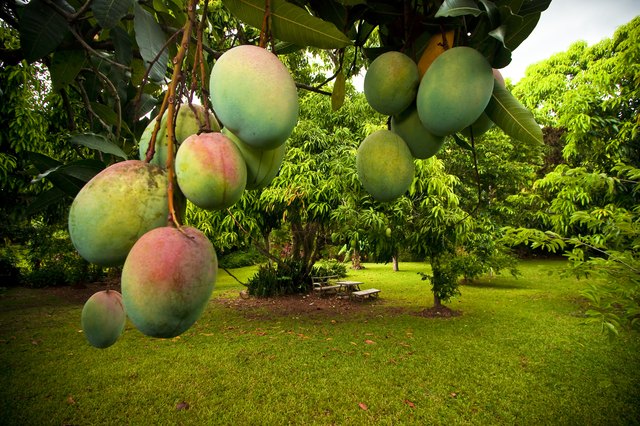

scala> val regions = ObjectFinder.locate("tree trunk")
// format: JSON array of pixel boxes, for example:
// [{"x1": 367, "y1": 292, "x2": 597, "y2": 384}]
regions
[
  {"x1": 263, "y1": 229, "x2": 272, "y2": 266},
  {"x1": 433, "y1": 293, "x2": 442, "y2": 309},
  {"x1": 351, "y1": 248, "x2": 362, "y2": 269},
  {"x1": 392, "y1": 255, "x2": 399, "y2": 272}
]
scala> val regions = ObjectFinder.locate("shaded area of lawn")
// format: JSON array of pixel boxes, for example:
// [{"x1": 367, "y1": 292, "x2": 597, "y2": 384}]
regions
[{"x1": 0, "y1": 260, "x2": 638, "y2": 425}]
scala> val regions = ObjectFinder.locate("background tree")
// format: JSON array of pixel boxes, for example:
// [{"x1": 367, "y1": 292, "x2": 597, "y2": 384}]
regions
[{"x1": 503, "y1": 17, "x2": 640, "y2": 336}]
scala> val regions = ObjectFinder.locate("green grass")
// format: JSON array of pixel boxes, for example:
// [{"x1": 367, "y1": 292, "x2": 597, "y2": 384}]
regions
[{"x1": 0, "y1": 260, "x2": 638, "y2": 425}]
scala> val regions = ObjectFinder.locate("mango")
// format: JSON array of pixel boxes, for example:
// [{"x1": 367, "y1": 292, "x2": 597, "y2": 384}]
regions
[
  {"x1": 175, "y1": 132, "x2": 247, "y2": 210},
  {"x1": 356, "y1": 130, "x2": 415, "y2": 202},
  {"x1": 391, "y1": 103, "x2": 445, "y2": 159},
  {"x1": 416, "y1": 47, "x2": 494, "y2": 136},
  {"x1": 121, "y1": 226, "x2": 217, "y2": 338},
  {"x1": 68, "y1": 160, "x2": 169, "y2": 266},
  {"x1": 417, "y1": 30, "x2": 455, "y2": 77},
  {"x1": 81, "y1": 290, "x2": 126, "y2": 349},
  {"x1": 209, "y1": 45, "x2": 298, "y2": 150},
  {"x1": 139, "y1": 104, "x2": 220, "y2": 167},
  {"x1": 364, "y1": 51, "x2": 420, "y2": 116},
  {"x1": 461, "y1": 69, "x2": 505, "y2": 138},
  {"x1": 222, "y1": 127, "x2": 285, "y2": 190}
]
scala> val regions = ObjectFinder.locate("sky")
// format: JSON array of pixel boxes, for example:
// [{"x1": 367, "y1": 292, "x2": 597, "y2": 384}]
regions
[{"x1": 501, "y1": 0, "x2": 640, "y2": 83}]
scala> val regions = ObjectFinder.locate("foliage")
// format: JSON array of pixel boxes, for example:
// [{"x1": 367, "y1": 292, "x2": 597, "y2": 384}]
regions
[
  {"x1": 311, "y1": 259, "x2": 347, "y2": 278},
  {"x1": 246, "y1": 257, "x2": 309, "y2": 297},
  {"x1": 418, "y1": 254, "x2": 461, "y2": 304},
  {"x1": 0, "y1": 247, "x2": 22, "y2": 286},
  {"x1": 218, "y1": 247, "x2": 267, "y2": 269},
  {"x1": 503, "y1": 17, "x2": 640, "y2": 337}
]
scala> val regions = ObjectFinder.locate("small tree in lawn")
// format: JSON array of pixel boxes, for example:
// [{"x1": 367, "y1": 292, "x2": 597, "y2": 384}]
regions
[{"x1": 408, "y1": 158, "x2": 473, "y2": 310}]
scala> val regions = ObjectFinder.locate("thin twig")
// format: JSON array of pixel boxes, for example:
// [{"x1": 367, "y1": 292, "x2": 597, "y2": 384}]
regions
[
  {"x1": 68, "y1": 26, "x2": 130, "y2": 70},
  {"x1": 226, "y1": 208, "x2": 282, "y2": 265},
  {"x1": 92, "y1": 69, "x2": 123, "y2": 141},
  {"x1": 133, "y1": 28, "x2": 184, "y2": 121}
]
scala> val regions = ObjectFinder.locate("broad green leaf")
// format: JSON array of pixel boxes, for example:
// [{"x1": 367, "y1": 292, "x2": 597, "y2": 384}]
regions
[
  {"x1": 49, "y1": 50, "x2": 86, "y2": 91},
  {"x1": 485, "y1": 83, "x2": 543, "y2": 147},
  {"x1": 273, "y1": 41, "x2": 304, "y2": 54},
  {"x1": 19, "y1": 0, "x2": 70, "y2": 62},
  {"x1": 222, "y1": 0, "x2": 352, "y2": 49},
  {"x1": 26, "y1": 152, "x2": 88, "y2": 196},
  {"x1": 134, "y1": 3, "x2": 168, "y2": 82},
  {"x1": 452, "y1": 133, "x2": 474, "y2": 151},
  {"x1": 26, "y1": 187, "x2": 68, "y2": 215},
  {"x1": 71, "y1": 133, "x2": 128, "y2": 159},
  {"x1": 90, "y1": 102, "x2": 119, "y2": 127},
  {"x1": 57, "y1": 159, "x2": 106, "y2": 182},
  {"x1": 435, "y1": 0, "x2": 483, "y2": 18},
  {"x1": 478, "y1": 0, "x2": 500, "y2": 27},
  {"x1": 331, "y1": 71, "x2": 346, "y2": 111},
  {"x1": 517, "y1": 0, "x2": 551, "y2": 15},
  {"x1": 112, "y1": 26, "x2": 134, "y2": 66},
  {"x1": 309, "y1": 0, "x2": 347, "y2": 30},
  {"x1": 92, "y1": 0, "x2": 133, "y2": 29},
  {"x1": 505, "y1": 12, "x2": 540, "y2": 50}
]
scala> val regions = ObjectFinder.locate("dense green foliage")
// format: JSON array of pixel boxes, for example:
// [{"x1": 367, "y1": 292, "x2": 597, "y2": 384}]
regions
[{"x1": 502, "y1": 17, "x2": 640, "y2": 336}]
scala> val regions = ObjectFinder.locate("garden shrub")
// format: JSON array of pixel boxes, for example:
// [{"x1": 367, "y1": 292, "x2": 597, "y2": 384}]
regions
[
  {"x1": 218, "y1": 247, "x2": 267, "y2": 269},
  {"x1": 0, "y1": 247, "x2": 22, "y2": 286},
  {"x1": 311, "y1": 260, "x2": 347, "y2": 278},
  {"x1": 246, "y1": 258, "x2": 309, "y2": 297}
]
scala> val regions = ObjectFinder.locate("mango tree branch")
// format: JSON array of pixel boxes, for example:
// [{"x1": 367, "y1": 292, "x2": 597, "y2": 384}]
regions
[{"x1": 163, "y1": 0, "x2": 198, "y2": 227}]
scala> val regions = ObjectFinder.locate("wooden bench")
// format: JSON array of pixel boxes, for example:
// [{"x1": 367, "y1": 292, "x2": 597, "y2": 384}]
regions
[
  {"x1": 350, "y1": 288, "x2": 381, "y2": 300},
  {"x1": 311, "y1": 275, "x2": 341, "y2": 295}
]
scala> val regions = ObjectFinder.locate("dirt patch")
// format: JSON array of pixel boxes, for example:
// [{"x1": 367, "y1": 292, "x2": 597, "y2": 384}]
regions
[
  {"x1": 35, "y1": 278, "x2": 121, "y2": 307},
  {"x1": 214, "y1": 291, "x2": 387, "y2": 319},
  {"x1": 6, "y1": 280, "x2": 460, "y2": 321},
  {"x1": 414, "y1": 305, "x2": 461, "y2": 318}
]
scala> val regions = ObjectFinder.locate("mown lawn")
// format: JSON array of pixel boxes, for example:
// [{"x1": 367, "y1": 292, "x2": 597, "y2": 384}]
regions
[{"x1": 0, "y1": 260, "x2": 638, "y2": 425}]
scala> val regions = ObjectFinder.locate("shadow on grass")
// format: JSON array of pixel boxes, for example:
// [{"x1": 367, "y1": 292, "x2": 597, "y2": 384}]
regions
[{"x1": 461, "y1": 279, "x2": 530, "y2": 290}]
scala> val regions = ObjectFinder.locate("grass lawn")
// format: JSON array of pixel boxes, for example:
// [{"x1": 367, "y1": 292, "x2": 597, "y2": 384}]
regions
[{"x1": 0, "y1": 260, "x2": 638, "y2": 425}]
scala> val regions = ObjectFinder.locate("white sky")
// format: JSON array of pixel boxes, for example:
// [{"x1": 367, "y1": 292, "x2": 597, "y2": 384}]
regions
[{"x1": 502, "y1": 0, "x2": 640, "y2": 83}]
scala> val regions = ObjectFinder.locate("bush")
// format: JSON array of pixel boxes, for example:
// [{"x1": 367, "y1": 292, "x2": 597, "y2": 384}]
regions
[
  {"x1": 311, "y1": 260, "x2": 347, "y2": 278},
  {"x1": 219, "y1": 247, "x2": 267, "y2": 269},
  {"x1": 246, "y1": 258, "x2": 309, "y2": 297},
  {"x1": 17, "y1": 223, "x2": 105, "y2": 288},
  {"x1": 0, "y1": 248, "x2": 22, "y2": 286}
]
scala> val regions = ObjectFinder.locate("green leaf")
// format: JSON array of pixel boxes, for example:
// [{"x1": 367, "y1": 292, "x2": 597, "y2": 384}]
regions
[
  {"x1": 504, "y1": 12, "x2": 540, "y2": 50},
  {"x1": 92, "y1": 0, "x2": 133, "y2": 29},
  {"x1": 57, "y1": 159, "x2": 106, "y2": 182},
  {"x1": 517, "y1": 0, "x2": 551, "y2": 15},
  {"x1": 452, "y1": 133, "x2": 473, "y2": 151},
  {"x1": 19, "y1": 0, "x2": 71, "y2": 62},
  {"x1": 331, "y1": 71, "x2": 346, "y2": 111},
  {"x1": 49, "y1": 50, "x2": 86, "y2": 91},
  {"x1": 478, "y1": 0, "x2": 500, "y2": 27},
  {"x1": 485, "y1": 83, "x2": 543, "y2": 147},
  {"x1": 70, "y1": 133, "x2": 128, "y2": 159},
  {"x1": 112, "y1": 26, "x2": 134, "y2": 66},
  {"x1": 25, "y1": 187, "x2": 68, "y2": 215},
  {"x1": 26, "y1": 152, "x2": 88, "y2": 196},
  {"x1": 134, "y1": 3, "x2": 168, "y2": 82},
  {"x1": 435, "y1": 0, "x2": 483, "y2": 18},
  {"x1": 222, "y1": 0, "x2": 352, "y2": 49}
]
